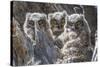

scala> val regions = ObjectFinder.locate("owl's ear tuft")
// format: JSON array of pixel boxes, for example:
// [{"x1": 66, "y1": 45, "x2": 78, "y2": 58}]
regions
[
  {"x1": 63, "y1": 10, "x2": 68, "y2": 17},
  {"x1": 73, "y1": 6, "x2": 84, "y2": 14},
  {"x1": 48, "y1": 13, "x2": 53, "y2": 19},
  {"x1": 26, "y1": 12, "x2": 31, "y2": 18},
  {"x1": 25, "y1": 12, "x2": 32, "y2": 21},
  {"x1": 80, "y1": 14, "x2": 85, "y2": 19},
  {"x1": 42, "y1": 13, "x2": 47, "y2": 20}
]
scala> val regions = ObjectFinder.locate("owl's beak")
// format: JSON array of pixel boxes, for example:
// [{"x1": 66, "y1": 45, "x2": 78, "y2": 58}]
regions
[
  {"x1": 71, "y1": 26, "x2": 75, "y2": 31},
  {"x1": 66, "y1": 27, "x2": 75, "y2": 32},
  {"x1": 66, "y1": 28, "x2": 71, "y2": 32}
]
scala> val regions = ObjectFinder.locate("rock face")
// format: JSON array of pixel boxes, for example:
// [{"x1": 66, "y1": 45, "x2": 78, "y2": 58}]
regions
[
  {"x1": 11, "y1": 1, "x2": 97, "y2": 66},
  {"x1": 12, "y1": 18, "x2": 29, "y2": 65}
]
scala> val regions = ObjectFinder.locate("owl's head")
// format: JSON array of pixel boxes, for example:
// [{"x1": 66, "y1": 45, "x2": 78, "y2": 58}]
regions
[
  {"x1": 66, "y1": 14, "x2": 84, "y2": 32},
  {"x1": 30, "y1": 13, "x2": 48, "y2": 31},
  {"x1": 65, "y1": 13, "x2": 90, "y2": 36},
  {"x1": 48, "y1": 10, "x2": 67, "y2": 39},
  {"x1": 23, "y1": 13, "x2": 48, "y2": 42}
]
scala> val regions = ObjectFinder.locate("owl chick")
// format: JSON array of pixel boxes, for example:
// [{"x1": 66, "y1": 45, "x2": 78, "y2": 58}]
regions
[
  {"x1": 48, "y1": 10, "x2": 67, "y2": 39},
  {"x1": 48, "y1": 10, "x2": 67, "y2": 49},
  {"x1": 23, "y1": 12, "x2": 47, "y2": 44},
  {"x1": 61, "y1": 8, "x2": 92, "y2": 62}
]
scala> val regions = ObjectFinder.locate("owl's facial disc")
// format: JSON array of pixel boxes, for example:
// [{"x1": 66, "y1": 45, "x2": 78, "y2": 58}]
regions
[{"x1": 51, "y1": 18, "x2": 65, "y2": 38}]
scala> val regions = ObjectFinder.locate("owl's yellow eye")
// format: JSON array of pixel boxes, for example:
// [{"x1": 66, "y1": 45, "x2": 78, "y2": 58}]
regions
[
  {"x1": 27, "y1": 20, "x2": 35, "y2": 28},
  {"x1": 75, "y1": 20, "x2": 84, "y2": 30},
  {"x1": 38, "y1": 21, "x2": 42, "y2": 26},
  {"x1": 61, "y1": 18, "x2": 65, "y2": 27},
  {"x1": 38, "y1": 20, "x2": 46, "y2": 27},
  {"x1": 28, "y1": 20, "x2": 34, "y2": 26},
  {"x1": 51, "y1": 19, "x2": 57, "y2": 29},
  {"x1": 76, "y1": 22, "x2": 81, "y2": 26},
  {"x1": 68, "y1": 21, "x2": 73, "y2": 26},
  {"x1": 75, "y1": 20, "x2": 84, "y2": 27}
]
